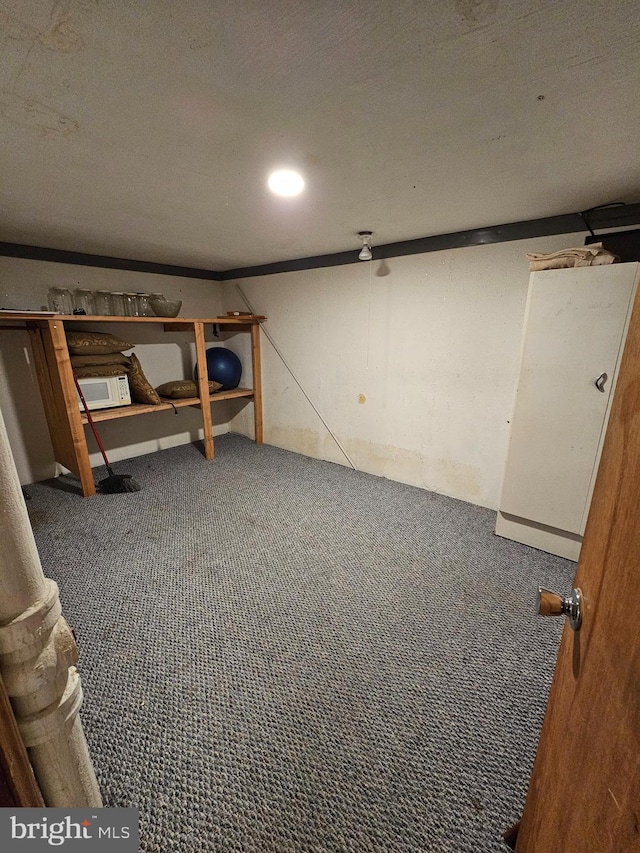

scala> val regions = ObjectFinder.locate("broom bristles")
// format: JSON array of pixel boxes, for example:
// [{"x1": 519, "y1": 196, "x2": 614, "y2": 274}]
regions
[{"x1": 99, "y1": 473, "x2": 141, "y2": 494}]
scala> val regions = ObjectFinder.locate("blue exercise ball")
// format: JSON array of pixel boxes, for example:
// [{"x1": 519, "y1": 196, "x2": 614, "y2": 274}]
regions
[{"x1": 196, "y1": 347, "x2": 242, "y2": 390}]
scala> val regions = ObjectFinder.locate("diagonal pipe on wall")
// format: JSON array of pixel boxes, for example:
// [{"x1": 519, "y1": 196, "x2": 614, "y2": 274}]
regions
[{"x1": 0, "y1": 406, "x2": 102, "y2": 807}]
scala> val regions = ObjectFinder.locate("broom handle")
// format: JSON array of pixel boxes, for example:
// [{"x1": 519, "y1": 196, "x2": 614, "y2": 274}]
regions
[{"x1": 73, "y1": 373, "x2": 112, "y2": 471}]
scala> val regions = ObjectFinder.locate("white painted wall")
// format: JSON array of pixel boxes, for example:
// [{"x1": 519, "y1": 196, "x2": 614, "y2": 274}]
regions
[
  {"x1": 223, "y1": 231, "x2": 591, "y2": 509},
  {"x1": 0, "y1": 257, "x2": 223, "y2": 484},
  {"x1": 1, "y1": 231, "x2": 603, "y2": 505}
]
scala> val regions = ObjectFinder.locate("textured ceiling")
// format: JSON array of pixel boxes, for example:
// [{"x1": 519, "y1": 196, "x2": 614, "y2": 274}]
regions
[{"x1": 1, "y1": 0, "x2": 639, "y2": 270}]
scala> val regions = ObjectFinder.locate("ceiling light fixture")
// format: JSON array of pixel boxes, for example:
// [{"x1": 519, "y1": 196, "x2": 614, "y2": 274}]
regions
[
  {"x1": 268, "y1": 169, "x2": 305, "y2": 197},
  {"x1": 358, "y1": 231, "x2": 373, "y2": 261}
]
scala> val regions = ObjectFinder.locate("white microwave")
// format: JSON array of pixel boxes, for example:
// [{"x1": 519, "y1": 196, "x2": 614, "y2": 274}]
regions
[{"x1": 76, "y1": 375, "x2": 131, "y2": 411}]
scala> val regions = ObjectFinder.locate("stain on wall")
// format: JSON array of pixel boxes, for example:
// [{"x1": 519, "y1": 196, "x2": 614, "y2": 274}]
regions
[
  {"x1": 267, "y1": 425, "x2": 484, "y2": 504},
  {"x1": 39, "y1": 2, "x2": 84, "y2": 53},
  {"x1": 0, "y1": 9, "x2": 39, "y2": 42},
  {"x1": 0, "y1": 2, "x2": 83, "y2": 52},
  {"x1": 0, "y1": 91, "x2": 79, "y2": 136},
  {"x1": 267, "y1": 426, "x2": 323, "y2": 461},
  {"x1": 455, "y1": 0, "x2": 499, "y2": 24}
]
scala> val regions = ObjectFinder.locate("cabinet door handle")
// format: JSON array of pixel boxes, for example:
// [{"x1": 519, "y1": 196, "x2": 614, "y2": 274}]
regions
[{"x1": 594, "y1": 372, "x2": 608, "y2": 392}]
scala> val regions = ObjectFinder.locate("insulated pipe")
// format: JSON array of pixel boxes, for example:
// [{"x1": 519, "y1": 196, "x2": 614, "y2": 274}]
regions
[{"x1": 0, "y1": 406, "x2": 102, "y2": 807}]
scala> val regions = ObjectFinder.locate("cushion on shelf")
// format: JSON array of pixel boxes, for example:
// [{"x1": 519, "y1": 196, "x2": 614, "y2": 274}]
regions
[
  {"x1": 128, "y1": 354, "x2": 162, "y2": 405},
  {"x1": 74, "y1": 364, "x2": 130, "y2": 378},
  {"x1": 66, "y1": 330, "x2": 134, "y2": 355},
  {"x1": 71, "y1": 353, "x2": 132, "y2": 367},
  {"x1": 156, "y1": 379, "x2": 223, "y2": 399}
]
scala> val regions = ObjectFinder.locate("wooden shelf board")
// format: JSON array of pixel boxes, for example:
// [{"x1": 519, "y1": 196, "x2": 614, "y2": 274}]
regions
[
  {"x1": 79, "y1": 388, "x2": 254, "y2": 423},
  {"x1": 209, "y1": 387, "x2": 254, "y2": 401},
  {"x1": 0, "y1": 313, "x2": 264, "y2": 325}
]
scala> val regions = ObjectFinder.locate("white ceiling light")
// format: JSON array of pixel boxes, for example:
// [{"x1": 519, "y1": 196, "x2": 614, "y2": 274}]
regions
[
  {"x1": 268, "y1": 169, "x2": 305, "y2": 197},
  {"x1": 358, "y1": 231, "x2": 373, "y2": 260}
]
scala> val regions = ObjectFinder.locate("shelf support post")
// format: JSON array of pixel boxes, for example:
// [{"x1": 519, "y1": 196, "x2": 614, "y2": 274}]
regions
[
  {"x1": 250, "y1": 321, "x2": 263, "y2": 444},
  {"x1": 194, "y1": 322, "x2": 215, "y2": 459}
]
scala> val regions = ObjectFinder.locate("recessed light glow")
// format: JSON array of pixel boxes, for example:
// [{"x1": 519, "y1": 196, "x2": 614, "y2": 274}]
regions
[{"x1": 268, "y1": 169, "x2": 304, "y2": 197}]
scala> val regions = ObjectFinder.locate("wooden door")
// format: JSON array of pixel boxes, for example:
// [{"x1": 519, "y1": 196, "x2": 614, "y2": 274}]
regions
[
  {"x1": 515, "y1": 279, "x2": 640, "y2": 851},
  {"x1": 0, "y1": 672, "x2": 43, "y2": 807}
]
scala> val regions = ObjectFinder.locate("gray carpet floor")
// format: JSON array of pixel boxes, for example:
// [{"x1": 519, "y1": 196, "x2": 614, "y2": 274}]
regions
[{"x1": 26, "y1": 434, "x2": 574, "y2": 852}]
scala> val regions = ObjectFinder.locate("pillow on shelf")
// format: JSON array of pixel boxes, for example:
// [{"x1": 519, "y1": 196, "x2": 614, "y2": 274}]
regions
[
  {"x1": 156, "y1": 379, "x2": 223, "y2": 399},
  {"x1": 66, "y1": 330, "x2": 134, "y2": 355},
  {"x1": 71, "y1": 353, "x2": 132, "y2": 367},
  {"x1": 127, "y1": 354, "x2": 162, "y2": 405},
  {"x1": 74, "y1": 364, "x2": 131, "y2": 378}
]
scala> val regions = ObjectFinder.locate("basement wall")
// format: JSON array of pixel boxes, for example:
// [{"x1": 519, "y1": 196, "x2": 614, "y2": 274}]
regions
[
  {"x1": 222, "y1": 231, "x2": 590, "y2": 510},
  {"x1": 0, "y1": 230, "x2": 597, "y2": 504},
  {"x1": 0, "y1": 257, "x2": 222, "y2": 484}
]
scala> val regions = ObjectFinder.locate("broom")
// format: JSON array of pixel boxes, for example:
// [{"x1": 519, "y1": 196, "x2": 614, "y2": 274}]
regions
[{"x1": 73, "y1": 373, "x2": 141, "y2": 494}]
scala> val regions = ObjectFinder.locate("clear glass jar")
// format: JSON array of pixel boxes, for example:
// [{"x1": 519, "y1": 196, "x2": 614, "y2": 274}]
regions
[
  {"x1": 110, "y1": 292, "x2": 125, "y2": 316},
  {"x1": 123, "y1": 293, "x2": 140, "y2": 317},
  {"x1": 94, "y1": 290, "x2": 112, "y2": 316},
  {"x1": 73, "y1": 288, "x2": 95, "y2": 315},
  {"x1": 47, "y1": 287, "x2": 73, "y2": 315},
  {"x1": 136, "y1": 293, "x2": 152, "y2": 317}
]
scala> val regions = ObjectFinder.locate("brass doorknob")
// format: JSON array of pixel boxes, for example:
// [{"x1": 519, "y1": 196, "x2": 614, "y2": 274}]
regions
[{"x1": 537, "y1": 587, "x2": 582, "y2": 631}]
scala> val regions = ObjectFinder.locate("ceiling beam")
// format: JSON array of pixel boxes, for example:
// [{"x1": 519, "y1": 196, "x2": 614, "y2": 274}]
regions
[
  {"x1": 2, "y1": 203, "x2": 639, "y2": 282},
  {"x1": 220, "y1": 204, "x2": 640, "y2": 279},
  {"x1": 0, "y1": 243, "x2": 222, "y2": 281}
]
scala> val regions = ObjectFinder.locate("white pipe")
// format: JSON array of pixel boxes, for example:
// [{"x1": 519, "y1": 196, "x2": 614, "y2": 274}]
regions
[{"x1": 0, "y1": 405, "x2": 102, "y2": 807}]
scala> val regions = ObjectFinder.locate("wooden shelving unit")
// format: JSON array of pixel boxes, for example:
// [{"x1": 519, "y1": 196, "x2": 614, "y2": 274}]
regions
[
  {"x1": 79, "y1": 387, "x2": 255, "y2": 423},
  {"x1": 0, "y1": 313, "x2": 265, "y2": 497}
]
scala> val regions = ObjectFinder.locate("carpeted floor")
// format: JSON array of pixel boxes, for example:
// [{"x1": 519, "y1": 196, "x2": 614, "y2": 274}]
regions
[{"x1": 26, "y1": 434, "x2": 574, "y2": 852}]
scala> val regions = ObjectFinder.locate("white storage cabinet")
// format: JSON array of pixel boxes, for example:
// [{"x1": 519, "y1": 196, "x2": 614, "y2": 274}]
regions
[{"x1": 496, "y1": 263, "x2": 640, "y2": 560}]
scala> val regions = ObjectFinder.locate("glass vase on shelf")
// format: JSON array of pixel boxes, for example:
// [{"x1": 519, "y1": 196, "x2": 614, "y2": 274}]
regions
[
  {"x1": 73, "y1": 288, "x2": 95, "y2": 315},
  {"x1": 136, "y1": 293, "x2": 152, "y2": 317},
  {"x1": 110, "y1": 292, "x2": 125, "y2": 316},
  {"x1": 123, "y1": 292, "x2": 140, "y2": 316},
  {"x1": 47, "y1": 288, "x2": 73, "y2": 315},
  {"x1": 94, "y1": 290, "x2": 113, "y2": 316}
]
